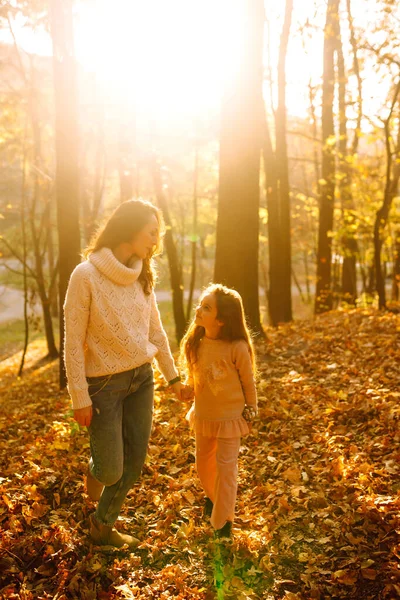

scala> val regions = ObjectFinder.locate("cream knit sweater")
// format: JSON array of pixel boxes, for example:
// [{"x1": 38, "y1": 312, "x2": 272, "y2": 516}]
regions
[{"x1": 64, "y1": 248, "x2": 178, "y2": 410}]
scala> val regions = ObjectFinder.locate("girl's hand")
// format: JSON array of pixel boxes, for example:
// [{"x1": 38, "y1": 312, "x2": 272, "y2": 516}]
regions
[
  {"x1": 170, "y1": 381, "x2": 183, "y2": 400},
  {"x1": 242, "y1": 406, "x2": 257, "y2": 422},
  {"x1": 181, "y1": 385, "x2": 195, "y2": 400},
  {"x1": 74, "y1": 405, "x2": 93, "y2": 427}
]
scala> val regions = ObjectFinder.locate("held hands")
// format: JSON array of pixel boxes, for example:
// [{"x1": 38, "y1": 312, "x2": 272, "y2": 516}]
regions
[
  {"x1": 181, "y1": 385, "x2": 194, "y2": 400},
  {"x1": 73, "y1": 381, "x2": 192, "y2": 425},
  {"x1": 74, "y1": 405, "x2": 93, "y2": 427},
  {"x1": 169, "y1": 381, "x2": 194, "y2": 401}
]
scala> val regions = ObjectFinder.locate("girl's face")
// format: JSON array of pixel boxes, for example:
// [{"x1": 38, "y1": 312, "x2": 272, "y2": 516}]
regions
[
  {"x1": 130, "y1": 214, "x2": 159, "y2": 260},
  {"x1": 195, "y1": 292, "x2": 223, "y2": 337}
]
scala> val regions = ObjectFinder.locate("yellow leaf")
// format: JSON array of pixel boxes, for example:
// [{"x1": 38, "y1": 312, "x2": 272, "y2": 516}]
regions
[
  {"x1": 333, "y1": 569, "x2": 358, "y2": 585},
  {"x1": 114, "y1": 584, "x2": 137, "y2": 598},
  {"x1": 183, "y1": 490, "x2": 195, "y2": 505},
  {"x1": 86, "y1": 558, "x2": 103, "y2": 573},
  {"x1": 298, "y1": 552, "x2": 310, "y2": 563},
  {"x1": 283, "y1": 466, "x2": 302, "y2": 484},
  {"x1": 331, "y1": 456, "x2": 345, "y2": 478}
]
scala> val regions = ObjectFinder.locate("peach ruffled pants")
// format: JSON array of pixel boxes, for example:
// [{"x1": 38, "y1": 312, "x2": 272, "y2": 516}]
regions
[{"x1": 195, "y1": 432, "x2": 241, "y2": 530}]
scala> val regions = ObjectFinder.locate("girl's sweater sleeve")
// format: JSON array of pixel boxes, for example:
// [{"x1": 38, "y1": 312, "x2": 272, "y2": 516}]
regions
[
  {"x1": 149, "y1": 291, "x2": 179, "y2": 383},
  {"x1": 63, "y1": 266, "x2": 92, "y2": 410},
  {"x1": 232, "y1": 340, "x2": 257, "y2": 409}
]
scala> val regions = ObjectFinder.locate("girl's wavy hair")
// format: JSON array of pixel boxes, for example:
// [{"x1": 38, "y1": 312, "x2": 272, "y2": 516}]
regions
[
  {"x1": 180, "y1": 283, "x2": 256, "y2": 377},
  {"x1": 83, "y1": 199, "x2": 165, "y2": 295}
]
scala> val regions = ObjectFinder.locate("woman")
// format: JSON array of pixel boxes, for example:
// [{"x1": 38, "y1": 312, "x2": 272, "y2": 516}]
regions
[{"x1": 64, "y1": 199, "x2": 182, "y2": 548}]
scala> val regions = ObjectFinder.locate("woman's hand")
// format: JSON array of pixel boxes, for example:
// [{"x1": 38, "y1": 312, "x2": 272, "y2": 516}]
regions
[
  {"x1": 170, "y1": 381, "x2": 183, "y2": 400},
  {"x1": 74, "y1": 405, "x2": 93, "y2": 427}
]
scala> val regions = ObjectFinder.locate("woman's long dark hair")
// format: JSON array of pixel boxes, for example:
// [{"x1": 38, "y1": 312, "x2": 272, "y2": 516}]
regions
[
  {"x1": 180, "y1": 283, "x2": 256, "y2": 376},
  {"x1": 83, "y1": 199, "x2": 165, "y2": 294}
]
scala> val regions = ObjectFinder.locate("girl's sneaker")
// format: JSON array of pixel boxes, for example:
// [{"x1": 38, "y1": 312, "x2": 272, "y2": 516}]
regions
[
  {"x1": 215, "y1": 521, "x2": 232, "y2": 539},
  {"x1": 204, "y1": 497, "x2": 213, "y2": 519}
]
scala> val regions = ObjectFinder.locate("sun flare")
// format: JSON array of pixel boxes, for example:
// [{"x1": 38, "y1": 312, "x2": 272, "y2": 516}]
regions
[{"x1": 74, "y1": 0, "x2": 242, "y2": 118}]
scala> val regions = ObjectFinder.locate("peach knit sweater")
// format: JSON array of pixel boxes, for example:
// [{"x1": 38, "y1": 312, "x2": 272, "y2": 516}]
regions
[
  {"x1": 64, "y1": 248, "x2": 178, "y2": 410},
  {"x1": 187, "y1": 337, "x2": 257, "y2": 438}
]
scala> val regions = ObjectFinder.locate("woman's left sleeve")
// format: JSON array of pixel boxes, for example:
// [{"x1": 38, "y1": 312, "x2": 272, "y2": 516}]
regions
[
  {"x1": 148, "y1": 291, "x2": 179, "y2": 383},
  {"x1": 232, "y1": 340, "x2": 258, "y2": 409}
]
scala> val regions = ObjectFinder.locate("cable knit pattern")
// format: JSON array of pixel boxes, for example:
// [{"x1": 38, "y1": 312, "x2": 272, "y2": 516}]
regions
[{"x1": 64, "y1": 248, "x2": 178, "y2": 410}]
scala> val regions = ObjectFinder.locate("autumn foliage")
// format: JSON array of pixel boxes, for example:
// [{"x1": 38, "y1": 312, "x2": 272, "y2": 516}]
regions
[{"x1": 1, "y1": 309, "x2": 400, "y2": 599}]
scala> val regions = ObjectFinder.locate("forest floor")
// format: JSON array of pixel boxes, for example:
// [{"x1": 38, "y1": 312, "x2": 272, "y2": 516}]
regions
[{"x1": 1, "y1": 308, "x2": 400, "y2": 600}]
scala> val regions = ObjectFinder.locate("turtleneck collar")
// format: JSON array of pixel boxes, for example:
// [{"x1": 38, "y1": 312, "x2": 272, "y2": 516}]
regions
[{"x1": 89, "y1": 247, "x2": 143, "y2": 286}]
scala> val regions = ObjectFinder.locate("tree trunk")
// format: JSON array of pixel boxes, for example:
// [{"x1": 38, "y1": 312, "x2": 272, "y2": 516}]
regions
[
  {"x1": 308, "y1": 81, "x2": 321, "y2": 187},
  {"x1": 335, "y1": 17, "x2": 358, "y2": 304},
  {"x1": 214, "y1": 0, "x2": 264, "y2": 335},
  {"x1": 374, "y1": 80, "x2": 400, "y2": 309},
  {"x1": 46, "y1": 202, "x2": 58, "y2": 318},
  {"x1": 82, "y1": 114, "x2": 106, "y2": 244},
  {"x1": 29, "y1": 63, "x2": 59, "y2": 359},
  {"x1": 275, "y1": 0, "x2": 293, "y2": 322},
  {"x1": 151, "y1": 159, "x2": 187, "y2": 342},
  {"x1": 186, "y1": 143, "x2": 199, "y2": 321},
  {"x1": 118, "y1": 115, "x2": 136, "y2": 202},
  {"x1": 393, "y1": 234, "x2": 400, "y2": 301},
  {"x1": 263, "y1": 116, "x2": 282, "y2": 326},
  {"x1": 18, "y1": 146, "x2": 29, "y2": 377},
  {"x1": 315, "y1": 0, "x2": 338, "y2": 314},
  {"x1": 50, "y1": 0, "x2": 81, "y2": 386},
  {"x1": 347, "y1": 0, "x2": 363, "y2": 157}
]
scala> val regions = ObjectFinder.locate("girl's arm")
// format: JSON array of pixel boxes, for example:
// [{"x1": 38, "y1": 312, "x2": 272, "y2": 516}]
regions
[
  {"x1": 63, "y1": 266, "x2": 92, "y2": 411},
  {"x1": 148, "y1": 291, "x2": 179, "y2": 384},
  {"x1": 232, "y1": 340, "x2": 258, "y2": 410}
]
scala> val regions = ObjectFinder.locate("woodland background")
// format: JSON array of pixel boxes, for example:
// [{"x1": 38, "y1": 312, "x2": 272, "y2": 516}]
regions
[{"x1": 1, "y1": 0, "x2": 400, "y2": 599}]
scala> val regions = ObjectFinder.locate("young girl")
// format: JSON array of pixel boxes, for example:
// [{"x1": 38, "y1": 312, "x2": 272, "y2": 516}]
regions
[{"x1": 181, "y1": 284, "x2": 258, "y2": 539}]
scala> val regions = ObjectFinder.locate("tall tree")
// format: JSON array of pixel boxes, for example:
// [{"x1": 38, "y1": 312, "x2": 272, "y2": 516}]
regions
[
  {"x1": 374, "y1": 79, "x2": 400, "y2": 309},
  {"x1": 274, "y1": 0, "x2": 293, "y2": 322},
  {"x1": 186, "y1": 140, "x2": 199, "y2": 322},
  {"x1": 339, "y1": 0, "x2": 362, "y2": 304},
  {"x1": 214, "y1": 0, "x2": 264, "y2": 334},
  {"x1": 151, "y1": 158, "x2": 187, "y2": 342},
  {"x1": 263, "y1": 0, "x2": 294, "y2": 327},
  {"x1": 315, "y1": 0, "x2": 339, "y2": 314},
  {"x1": 3, "y1": 17, "x2": 59, "y2": 359},
  {"x1": 262, "y1": 115, "x2": 281, "y2": 326},
  {"x1": 50, "y1": 0, "x2": 81, "y2": 386}
]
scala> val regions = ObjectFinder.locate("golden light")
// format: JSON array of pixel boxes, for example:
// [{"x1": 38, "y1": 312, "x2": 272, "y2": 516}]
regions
[
  {"x1": 0, "y1": 0, "x2": 390, "y2": 125},
  {"x1": 74, "y1": 0, "x2": 242, "y2": 119}
]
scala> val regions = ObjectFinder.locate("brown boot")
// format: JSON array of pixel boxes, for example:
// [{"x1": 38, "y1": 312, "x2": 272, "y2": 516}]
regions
[
  {"x1": 89, "y1": 514, "x2": 139, "y2": 549},
  {"x1": 86, "y1": 467, "x2": 104, "y2": 502}
]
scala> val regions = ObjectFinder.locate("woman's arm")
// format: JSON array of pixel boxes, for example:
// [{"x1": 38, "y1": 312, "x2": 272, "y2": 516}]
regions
[
  {"x1": 148, "y1": 291, "x2": 180, "y2": 384},
  {"x1": 64, "y1": 266, "x2": 93, "y2": 416}
]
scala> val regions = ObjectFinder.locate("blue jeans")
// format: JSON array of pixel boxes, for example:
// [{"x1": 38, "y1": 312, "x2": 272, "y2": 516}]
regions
[{"x1": 87, "y1": 362, "x2": 154, "y2": 526}]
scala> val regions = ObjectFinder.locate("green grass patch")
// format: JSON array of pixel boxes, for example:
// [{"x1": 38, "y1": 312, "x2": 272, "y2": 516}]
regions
[
  {"x1": 157, "y1": 299, "x2": 179, "y2": 353},
  {"x1": 0, "y1": 318, "x2": 60, "y2": 362},
  {"x1": 0, "y1": 267, "x2": 28, "y2": 291},
  {"x1": 0, "y1": 319, "x2": 42, "y2": 361}
]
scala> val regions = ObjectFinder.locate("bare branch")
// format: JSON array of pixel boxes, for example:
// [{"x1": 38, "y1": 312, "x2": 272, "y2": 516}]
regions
[
  {"x1": 0, "y1": 238, "x2": 37, "y2": 280},
  {"x1": 47, "y1": 258, "x2": 59, "y2": 303},
  {"x1": 6, "y1": 12, "x2": 28, "y2": 85},
  {"x1": 287, "y1": 130, "x2": 322, "y2": 144}
]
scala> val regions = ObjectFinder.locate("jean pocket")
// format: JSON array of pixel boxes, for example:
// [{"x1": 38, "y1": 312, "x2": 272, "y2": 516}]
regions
[{"x1": 87, "y1": 375, "x2": 114, "y2": 397}]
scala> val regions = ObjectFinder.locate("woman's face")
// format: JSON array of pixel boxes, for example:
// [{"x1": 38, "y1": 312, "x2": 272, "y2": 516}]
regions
[{"x1": 130, "y1": 214, "x2": 159, "y2": 260}]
